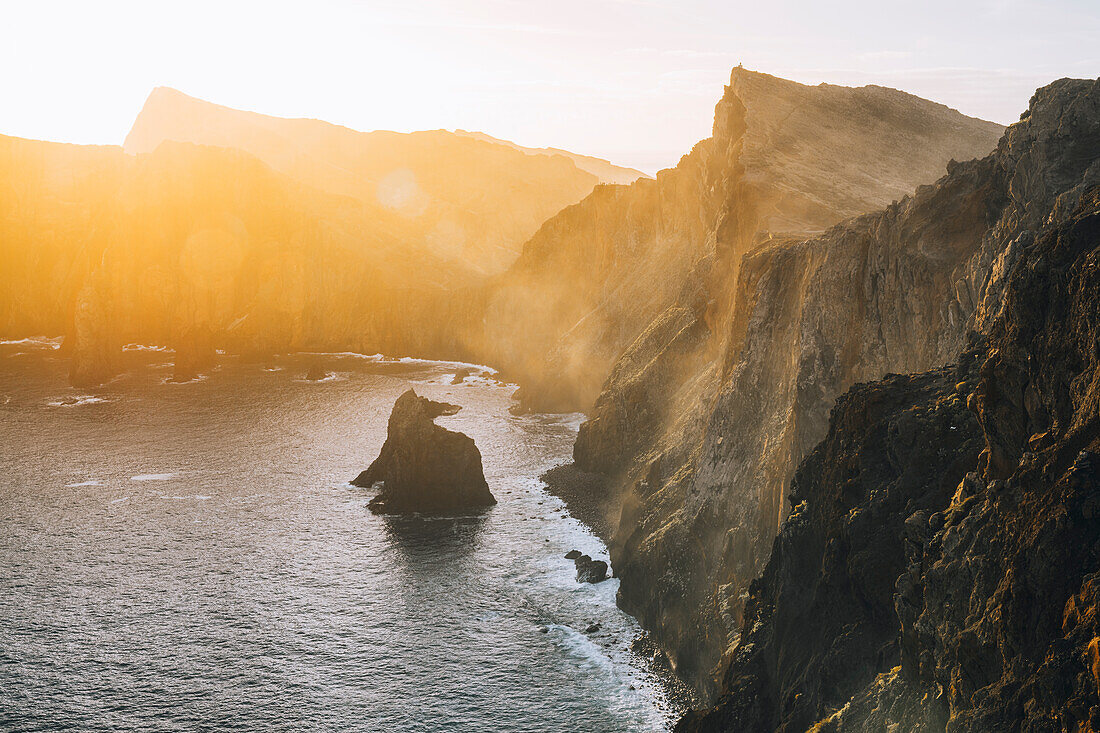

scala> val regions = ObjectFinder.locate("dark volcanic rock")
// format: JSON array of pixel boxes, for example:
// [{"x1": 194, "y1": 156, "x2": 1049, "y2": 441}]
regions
[
  {"x1": 610, "y1": 76, "x2": 1100, "y2": 700},
  {"x1": 678, "y1": 185, "x2": 1100, "y2": 730},
  {"x1": 352, "y1": 389, "x2": 494, "y2": 514},
  {"x1": 564, "y1": 549, "x2": 583, "y2": 560},
  {"x1": 304, "y1": 365, "x2": 329, "y2": 381},
  {"x1": 574, "y1": 554, "x2": 610, "y2": 583}
]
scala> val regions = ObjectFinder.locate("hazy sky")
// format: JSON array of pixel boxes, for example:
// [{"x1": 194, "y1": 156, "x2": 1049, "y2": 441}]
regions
[{"x1": 2, "y1": 0, "x2": 1097, "y2": 173}]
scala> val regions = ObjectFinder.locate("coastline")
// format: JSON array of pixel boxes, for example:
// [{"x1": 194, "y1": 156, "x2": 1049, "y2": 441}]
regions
[{"x1": 539, "y1": 462, "x2": 617, "y2": 545}]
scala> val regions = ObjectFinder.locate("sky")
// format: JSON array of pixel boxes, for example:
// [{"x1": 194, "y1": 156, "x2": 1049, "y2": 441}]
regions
[{"x1": 1, "y1": 0, "x2": 1097, "y2": 174}]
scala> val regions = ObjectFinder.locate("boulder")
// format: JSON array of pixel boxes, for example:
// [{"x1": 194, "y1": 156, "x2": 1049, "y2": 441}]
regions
[
  {"x1": 352, "y1": 389, "x2": 495, "y2": 514},
  {"x1": 574, "y1": 554, "x2": 609, "y2": 583}
]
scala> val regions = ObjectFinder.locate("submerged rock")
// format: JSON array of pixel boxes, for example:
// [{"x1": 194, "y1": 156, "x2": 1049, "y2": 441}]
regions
[
  {"x1": 304, "y1": 365, "x2": 329, "y2": 381},
  {"x1": 352, "y1": 389, "x2": 494, "y2": 514}
]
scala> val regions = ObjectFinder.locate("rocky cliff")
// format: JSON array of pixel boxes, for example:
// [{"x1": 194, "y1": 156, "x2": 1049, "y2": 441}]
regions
[
  {"x1": 472, "y1": 69, "x2": 1003, "y2": 414},
  {"x1": 124, "y1": 87, "x2": 607, "y2": 276},
  {"x1": 678, "y1": 176, "x2": 1100, "y2": 731},
  {"x1": 2, "y1": 95, "x2": 622, "y2": 385},
  {"x1": 591, "y1": 77, "x2": 1099, "y2": 701}
]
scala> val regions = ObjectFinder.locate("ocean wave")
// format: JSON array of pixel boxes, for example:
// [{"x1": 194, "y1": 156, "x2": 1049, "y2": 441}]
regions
[
  {"x1": 1, "y1": 336, "x2": 62, "y2": 350},
  {"x1": 123, "y1": 343, "x2": 174, "y2": 353},
  {"x1": 130, "y1": 473, "x2": 177, "y2": 482},
  {"x1": 546, "y1": 624, "x2": 615, "y2": 673},
  {"x1": 294, "y1": 374, "x2": 344, "y2": 384},
  {"x1": 46, "y1": 395, "x2": 111, "y2": 408},
  {"x1": 66, "y1": 480, "x2": 103, "y2": 488},
  {"x1": 160, "y1": 374, "x2": 207, "y2": 385},
  {"x1": 295, "y1": 350, "x2": 500, "y2": 375}
]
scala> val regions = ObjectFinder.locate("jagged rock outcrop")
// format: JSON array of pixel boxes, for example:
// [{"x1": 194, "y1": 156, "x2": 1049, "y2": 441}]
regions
[
  {"x1": 678, "y1": 181, "x2": 1100, "y2": 732},
  {"x1": 573, "y1": 554, "x2": 610, "y2": 583},
  {"x1": 598, "y1": 77, "x2": 1100, "y2": 700},
  {"x1": 352, "y1": 390, "x2": 495, "y2": 514},
  {"x1": 474, "y1": 69, "x2": 1003, "y2": 414}
]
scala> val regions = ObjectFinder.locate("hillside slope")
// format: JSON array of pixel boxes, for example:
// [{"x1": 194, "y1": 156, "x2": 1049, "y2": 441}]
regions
[{"x1": 124, "y1": 88, "x2": 603, "y2": 275}]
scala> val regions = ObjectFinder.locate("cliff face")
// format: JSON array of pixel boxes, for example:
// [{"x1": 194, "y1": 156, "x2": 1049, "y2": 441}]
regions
[
  {"x1": 2, "y1": 93, "x2": 625, "y2": 384},
  {"x1": 479, "y1": 69, "x2": 1004, "y2": 413},
  {"x1": 123, "y1": 87, "x2": 606, "y2": 276},
  {"x1": 595, "y1": 77, "x2": 1099, "y2": 700},
  {"x1": 679, "y1": 181, "x2": 1100, "y2": 731}
]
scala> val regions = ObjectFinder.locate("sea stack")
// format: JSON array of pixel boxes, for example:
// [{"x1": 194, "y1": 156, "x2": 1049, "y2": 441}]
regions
[{"x1": 352, "y1": 389, "x2": 495, "y2": 514}]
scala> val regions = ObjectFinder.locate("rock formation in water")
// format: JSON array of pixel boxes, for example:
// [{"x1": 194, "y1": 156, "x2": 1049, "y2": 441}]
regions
[
  {"x1": 678, "y1": 178, "x2": 1100, "y2": 731},
  {"x1": 573, "y1": 554, "x2": 610, "y2": 583},
  {"x1": 352, "y1": 389, "x2": 495, "y2": 514}
]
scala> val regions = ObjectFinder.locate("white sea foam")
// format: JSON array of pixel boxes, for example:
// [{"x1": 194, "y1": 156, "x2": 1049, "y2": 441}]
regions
[
  {"x1": 123, "y1": 343, "x2": 173, "y2": 353},
  {"x1": 109, "y1": 497, "x2": 129, "y2": 504},
  {"x1": 66, "y1": 480, "x2": 102, "y2": 488},
  {"x1": 296, "y1": 350, "x2": 500, "y2": 375},
  {"x1": 0, "y1": 336, "x2": 62, "y2": 350},
  {"x1": 46, "y1": 395, "x2": 111, "y2": 408},
  {"x1": 131, "y1": 473, "x2": 177, "y2": 482},
  {"x1": 160, "y1": 374, "x2": 207, "y2": 385},
  {"x1": 294, "y1": 374, "x2": 343, "y2": 384},
  {"x1": 547, "y1": 624, "x2": 615, "y2": 673}
]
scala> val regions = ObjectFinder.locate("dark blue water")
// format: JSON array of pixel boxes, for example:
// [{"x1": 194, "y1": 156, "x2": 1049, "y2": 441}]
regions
[{"x1": 0, "y1": 339, "x2": 675, "y2": 732}]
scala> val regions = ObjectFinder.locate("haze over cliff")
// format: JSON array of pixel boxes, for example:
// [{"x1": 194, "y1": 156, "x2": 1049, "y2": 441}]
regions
[
  {"x1": 124, "y1": 87, "x2": 623, "y2": 275},
  {"x1": 11, "y1": 68, "x2": 1100, "y2": 731},
  {"x1": 467, "y1": 69, "x2": 1005, "y2": 415},
  {"x1": 680, "y1": 78, "x2": 1100, "y2": 730},
  {"x1": 1, "y1": 94, "x2": 623, "y2": 385}
]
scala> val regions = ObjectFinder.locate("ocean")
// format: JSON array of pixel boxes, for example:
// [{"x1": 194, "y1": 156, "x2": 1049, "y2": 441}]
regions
[{"x1": 0, "y1": 339, "x2": 676, "y2": 732}]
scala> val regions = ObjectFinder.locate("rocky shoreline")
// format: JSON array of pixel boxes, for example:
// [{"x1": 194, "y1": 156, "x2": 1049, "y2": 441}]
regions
[{"x1": 540, "y1": 463, "x2": 616, "y2": 544}]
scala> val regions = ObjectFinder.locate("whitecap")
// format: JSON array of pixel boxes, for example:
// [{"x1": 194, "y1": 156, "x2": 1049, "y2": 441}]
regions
[
  {"x1": 46, "y1": 395, "x2": 110, "y2": 408},
  {"x1": 131, "y1": 473, "x2": 177, "y2": 482},
  {"x1": 295, "y1": 350, "x2": 499, "y2": 375},
  {"x1": 123, "y1": 343, "x2": 173, "y2": 353},
  {"x1": 0, "y1": 336, "x2": 62, "y2": 350},
  {"x1": 546, "y1": 624, "x2": 615, "y2": 673},
  {"x1": 160, "y1": 374, "x2": 207, "y2": 385},
  {"x1": 66, "y1": 480, "x2": 102, "y2": 488},
  {"x1": 110, "y1": 497, "x2": 129, "y2": 504}
]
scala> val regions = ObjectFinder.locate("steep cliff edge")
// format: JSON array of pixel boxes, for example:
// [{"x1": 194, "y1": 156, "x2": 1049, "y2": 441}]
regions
[
  {"x1": 540, "y1": 73, "x2": 1052, "y2": 699},
  {"x1": 679, "y1": 182, "x2": 1100, "y2": 732},
  {"x1": 478, "y1": 68, "x2": 1003, "y2": 413}
]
